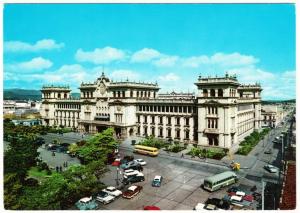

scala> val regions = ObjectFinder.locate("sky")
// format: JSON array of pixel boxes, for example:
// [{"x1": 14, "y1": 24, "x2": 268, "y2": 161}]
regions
[{"x1": 3, "y1": 3, "x2": 296, "y2": 100}]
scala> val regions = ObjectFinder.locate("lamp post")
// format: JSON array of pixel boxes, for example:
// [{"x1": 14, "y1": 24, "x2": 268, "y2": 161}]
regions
[
  {"x1": 262, "y1": 180, "x2": 265, "y2": 210},
  {"x1": 116, "y1": 167, "x2": 120, "y2": 186}
]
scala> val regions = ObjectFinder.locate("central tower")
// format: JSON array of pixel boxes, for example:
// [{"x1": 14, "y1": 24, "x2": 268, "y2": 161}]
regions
[{"x1": 195, "y1": 74, "x2": 240, "y2": 148}]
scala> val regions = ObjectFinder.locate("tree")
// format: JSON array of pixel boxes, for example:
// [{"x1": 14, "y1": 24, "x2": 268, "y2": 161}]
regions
[
  {"x1": 4, "y1": 135, "x2": 40, "y2": 182},
  {"x1": 75, "y1": 128, "x2": 118, "y2": 164},
  {"x1": 4, "y1": 173, "x2": 23, "y2": 210}
]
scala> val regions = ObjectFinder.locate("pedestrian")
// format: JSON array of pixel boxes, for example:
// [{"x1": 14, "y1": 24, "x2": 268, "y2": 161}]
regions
[
  {"x1": 181, "y1": 153, "x2": 184, "y2": 158},
  {"x1": 63, "y1": 162, "x2": 66, "y2": 167},
  {"x1": 65, "y1": 161, "x2": 68, "y2": 167},
  {"x1": 59, "y1": 166, "x2": 62, "y2": 172},
  {"x1": 56, "y1": 166, "x2": 59, "y2": 172}
]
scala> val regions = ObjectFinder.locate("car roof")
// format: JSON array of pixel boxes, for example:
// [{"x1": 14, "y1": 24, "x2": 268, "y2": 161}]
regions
[
  {"x1": 107, "y1": 186, "x2": 116, "y2": 190},
  {"x1": 80, "y1": 197, "x2": 92, "y2": 203},
  {"x1": 154, "y1": 175, "x2": 161, "y2": 179},
  {"x1": 128, "y1": 185, "x2": 138, "y2": 191}
]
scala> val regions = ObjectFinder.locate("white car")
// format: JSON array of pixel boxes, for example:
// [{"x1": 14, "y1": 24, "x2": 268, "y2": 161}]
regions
[
  {"x1": 103, "y1": 186, "x2": 122, "y2": 197},
  {"x1": 123, "y1": 169, "x2": 140, "y2": 177},
  {"x1": 264, "y1": 164, "x2": 278, "y2": 173},
  {"x1": 194, "y1": 203, "x2": 205, "y2": 210},
  {"x1": 134, "y1": 159, "x2": 147, "y2": 166},
  {"x1": 96, "y1": 191, "x2": 115, "y2": 204}
]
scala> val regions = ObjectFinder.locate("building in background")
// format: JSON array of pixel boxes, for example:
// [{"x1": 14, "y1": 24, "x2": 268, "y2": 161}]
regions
[
  {"x1": 40, "y1": 73, "x2": 262, "y2": 149},
  {"x1": 261, "y1": 104, "x2": 290, "y2": 128}
]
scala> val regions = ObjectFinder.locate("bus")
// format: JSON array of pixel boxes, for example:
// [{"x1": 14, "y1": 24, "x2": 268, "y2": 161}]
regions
[
  {"x1": 133, "y1": 145, "x2": 159, "y2": 157},
  {"x1": 203, "y1": 171, "x2": 238, "y2": 192}
]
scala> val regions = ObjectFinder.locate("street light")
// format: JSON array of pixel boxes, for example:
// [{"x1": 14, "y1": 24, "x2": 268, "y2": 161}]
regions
[{"x1": 116, "y1": 167, "x2": 121, "y2": 186}]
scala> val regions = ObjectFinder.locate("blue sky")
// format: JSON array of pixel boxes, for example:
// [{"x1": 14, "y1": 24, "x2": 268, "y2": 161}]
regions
[{"x1": 4, "y1": 3, "x2": 295, "y2": 100}]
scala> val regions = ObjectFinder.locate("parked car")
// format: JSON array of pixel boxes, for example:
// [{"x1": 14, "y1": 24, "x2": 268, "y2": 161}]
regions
[
  {"x1": 75, "y1": 197, "x2": 98, "y2": 210},
  {"x1": 122, "y1": 185, "x2": 143, "y2": 199},
  {"x1": 123, "y1": 173, "x2": 145, "y2": 185},
  {"x1": 152, "y1": 175, "x2": 163, "y2": 187},
  {"x1": 121, "y1": 155, "x2": 134, "y2": 164},
  {"x1": 227, "y1": 186, "x2": 242, "y2": 193},
  {"x1": 205, "y1": 198, "x2": 230, "y2": 210},
  {"x1": 121, "y1": 161, "x2": 143, "y2": 171},
  {"x1": 123, "y1": 169, "x2": 140, "y2": 178},
  {"x1": 134, "y1": 159, "x2": 147, "y2": 166},
  {"x1": 112, "y1": 158, "x2": 121, "y2": 166},
  {"x1": 96, "y1": 191, "x2": 115, "y2": 204},
  {"x1": 264, "y1": 164, "x2": 278, "y2": 173},
  {"x1": 194, "y1": 203, "x2": 205, "y2": 210},
  {"x1": 144, "y1": 206, "x2": 160, "y2": 210},
  {"x1": 102, "y1": 186, "x2": 122, "y2": 197},
  {"x1": 264, "y1": 149, "x2": 272, "y2": 154}
]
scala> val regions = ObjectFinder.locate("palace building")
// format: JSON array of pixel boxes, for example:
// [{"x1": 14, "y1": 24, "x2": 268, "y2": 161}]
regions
[{"x1": 40, "y1": 72, "x2": 262, "y2": 149}]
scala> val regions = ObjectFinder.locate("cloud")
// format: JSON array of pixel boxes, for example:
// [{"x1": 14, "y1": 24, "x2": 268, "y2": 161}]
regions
[
  {"x1": 4, "y1": 39, "x2": 64, "y2": 52},
  {"x1": 5, "y1": 57, "x2": 53, "y2": 71},
  {"x1": 110, "y1": 69, "x2": 140, "y2": 81},
  {"x1": 75, "y1": 47, "x2": 126, "y2": 64},
  {"x1": 158, "y1": 73, "x2": 179, "y2": 81},
  {"x1": 131, "y1": 48, "x2": 161, "y2": 63},
  {"x1": 153, "y1": 56, "x2": 179, "y2": 67},
  {"x1": 182, "y1": 52, "x2": 258, "y2": 68}
]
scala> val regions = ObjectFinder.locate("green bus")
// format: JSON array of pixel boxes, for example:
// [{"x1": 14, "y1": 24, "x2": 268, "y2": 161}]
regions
[{"x1": 203, "y1": 171, "x2": 238, "y2": 192}]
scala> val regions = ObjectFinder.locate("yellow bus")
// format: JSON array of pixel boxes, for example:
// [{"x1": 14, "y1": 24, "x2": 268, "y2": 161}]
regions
[{"x1": 133, "y1": 145, "x2": 159, "y2": 156}]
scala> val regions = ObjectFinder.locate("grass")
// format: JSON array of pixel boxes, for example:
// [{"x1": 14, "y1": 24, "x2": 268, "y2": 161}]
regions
[{"x1": 28, "y1": 167, "x2": 54, "y2": 182}]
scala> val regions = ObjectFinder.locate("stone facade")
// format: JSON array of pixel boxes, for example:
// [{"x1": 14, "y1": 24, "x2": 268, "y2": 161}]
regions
[{"x1": 40, "y1": 73, "x2": 262, "y2": 149}]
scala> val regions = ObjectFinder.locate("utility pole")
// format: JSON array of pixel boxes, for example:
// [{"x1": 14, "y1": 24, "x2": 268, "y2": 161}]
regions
[{"x1": 262, "y1": 180, "x2": 265, "y2": 210}]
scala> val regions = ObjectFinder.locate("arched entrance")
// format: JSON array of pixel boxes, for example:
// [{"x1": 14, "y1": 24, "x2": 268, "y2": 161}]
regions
[{"x1": 129, "y1": 128, "x2": 134, "y2": 136}]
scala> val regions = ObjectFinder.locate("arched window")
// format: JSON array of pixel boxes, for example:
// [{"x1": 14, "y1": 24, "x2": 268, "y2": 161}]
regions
[
  {"x1": 218, "y1": 89, "x2": 223, "y2": 97},
  {"x1": 210, "y1": 89, "x2": 215, "y2": 97},
  {"x1": 203, "y1": 89, "x2": 208, "y2": 97},
  {"x1": 64, "y1": 93, "x2": 67, "y2": 99},
  {"x1": 58, "y1": 93, "x2": 61, "y2": 99}
]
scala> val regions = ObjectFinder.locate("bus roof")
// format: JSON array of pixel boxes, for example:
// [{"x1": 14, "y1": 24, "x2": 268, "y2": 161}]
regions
[
  {"x1": 134, "y1": 145, "x2": 158, "y2": 151},
  {"x1": 204, "y1": 171, "x2": 237, "y2": 183}
]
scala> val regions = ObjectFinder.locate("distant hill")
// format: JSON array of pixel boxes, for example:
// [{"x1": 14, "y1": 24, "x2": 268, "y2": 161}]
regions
[
  {"x1": 4, "y1": 89, "x2": 80, "y2": 101},
  {"x1": 262, "y1": 99, "x2": 296, "y2": 104}
]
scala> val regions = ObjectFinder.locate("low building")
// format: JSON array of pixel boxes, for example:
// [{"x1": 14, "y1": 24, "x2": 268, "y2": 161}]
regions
[{"x1": 40, "y1": 73, "x2": 262, "y2": 149}]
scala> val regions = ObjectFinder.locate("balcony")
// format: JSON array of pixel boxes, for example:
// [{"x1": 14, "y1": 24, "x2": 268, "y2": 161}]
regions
[
  {"x1": 206, "y1": 114, "x2": 218, "y2": 118},
  {"x1": 204, "y1": 128, "x2": 219, "y2": 134}
]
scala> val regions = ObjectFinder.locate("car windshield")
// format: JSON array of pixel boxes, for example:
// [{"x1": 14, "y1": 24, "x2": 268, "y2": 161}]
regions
[
  {"x1": 107, "y1": 188, "x2": 115, "y2": 192},
  {"x1": 98, "y1": 191, "x2": 108, "y2": 197}
]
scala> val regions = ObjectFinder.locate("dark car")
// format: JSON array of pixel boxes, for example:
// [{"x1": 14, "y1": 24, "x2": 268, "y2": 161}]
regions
[
  {"x1": 123, "y1": 173, "x2": 145, "y2": 185},
  {"x1": 35, "y1": 137, "x2": 45, "y2": 146},
  {"x1": 227, "y1": 186, "x2": 241, "y2": 193},
  {"x1": 122, "y1": 185, "x2": 142, "y2": 199},
  {"x1": 264, "y1": 149, "x2": 272, "y2": 154},
  {"x1": 205, "y1": 198, "x2": 230, "y2": 210}
]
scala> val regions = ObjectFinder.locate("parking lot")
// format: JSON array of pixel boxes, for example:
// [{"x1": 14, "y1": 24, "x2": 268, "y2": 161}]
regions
[{"x1": 98, "y1": 149, "x2": 258, "y2": 210}]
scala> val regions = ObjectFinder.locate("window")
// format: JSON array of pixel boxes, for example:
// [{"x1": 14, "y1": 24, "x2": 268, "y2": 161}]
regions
[
  {"x1": 137, "y1": 115, "x2": 140, "y2": 123},
  {"x1": 168, "y1": 117, "x2": 171, "y2": 125},
  {"x1": 176, "y1": 129, "x2": 180, "y2": 138},
  {"x1": 185, "y1": 130, "x2": 189, "y2": 140},
  {"x1": 203, "y1": 89, "x2": 208, "y2": 97},
  {"x1": 118, "y1": 91, "x2": 121, "y2": 97},
  {"x1": 218, "y1": 89, "x2": 223, "y2": 97},
  {"x1": 137, "y1": 127, "x2": 140, "y2": 135},
  {"x1": 183, "y1": 106, "x2": 187, "y2": 113},
  {"x1": 130, "y1": 90, "x2": 133, "y2": 97},
  {"x1": 170, "y1": 106, "x2": 173, "y2": 112},
  {"x1": 208, "y1": 120, "x2": 211, "y2": 128},
  {"x1": 166, "y1": 106, "x2": 169, "y2": 112},
  {"x1": 159, "y1": 117, "x2": 163, "y2": 124},
  {"x1": 174, "y1": 106, "x2": 178, "y2": 113},
  {"x1": 122, "y1": 91, "x2": 125, "y2": 97},
  {"x1": 144, "y1": 116, "x2": 148, "y2": 123},
  {"x1": 209, "y1": 138, "x2": 213, "y2": 145},
  {"x1": 159, "y1": 128, "x2": 163, "y2": 137},
  {"x1": 144, "y1": 127, "x2": 148, "y2": 136},
  {"x1": 176, "y1": 117, "x2": 180, "y2": 125},
  {"x1": 151, "y1": 127, "x2": 155, "y2": 136},
  {"x1": 185, "y1": 118, "x2": 189, "y2": 126},
  {"x1": 137, "y1": 91, "x2": 139, "y2": 97},
  {"x1": 167, "y1": 129, "x2": 171, "y2": 137},
  {"x1": 151, "y1": 116, "x2": 155, "y2": 124},
  {"x1": 162, "y1": 106, "x2": 165, "y2": 112},
  {"x1": 210, "y1": 89, "x2": 215, "y2": 97}
]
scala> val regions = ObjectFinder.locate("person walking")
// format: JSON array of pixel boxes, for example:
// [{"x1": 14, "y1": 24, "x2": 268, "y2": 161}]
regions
[{"x1": 181, "y1": 153, "x2": 184, "y2": 158}]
